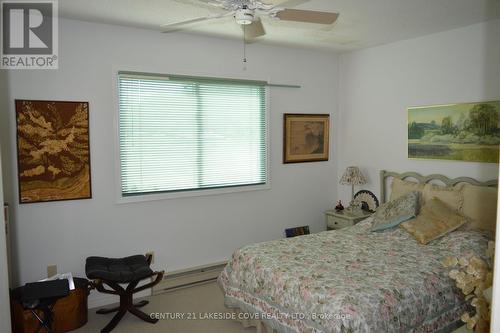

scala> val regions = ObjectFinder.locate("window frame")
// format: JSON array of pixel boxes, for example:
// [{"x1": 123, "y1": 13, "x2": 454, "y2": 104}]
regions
[{"x1": 112, "y1": 70, "x2": 271, "y2": 204}]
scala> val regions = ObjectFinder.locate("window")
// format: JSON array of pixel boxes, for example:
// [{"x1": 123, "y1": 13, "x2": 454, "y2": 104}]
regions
[{"x1": 118, "y1": 72, "x2": 268, "y2": 197}]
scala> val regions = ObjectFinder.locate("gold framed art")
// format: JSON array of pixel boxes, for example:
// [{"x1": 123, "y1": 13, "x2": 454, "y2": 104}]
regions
[
  {"x1": 408, "y1": 100, "x2": 500, "y2": 163},
  {"x1": 283, "y1": 113, "x2": 330, "y2": 163},
  {"x1": 15, "y1": 100, "x2": 92, "y2": 203}
]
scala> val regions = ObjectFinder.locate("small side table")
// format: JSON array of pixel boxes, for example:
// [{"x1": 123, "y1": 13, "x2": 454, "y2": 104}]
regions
[
  {"x1": 325, "y1": 210, "x2": 372, "y2": 230},
  {"x1": 11, "y1": 278, "x2": 90, "y2": 333}
]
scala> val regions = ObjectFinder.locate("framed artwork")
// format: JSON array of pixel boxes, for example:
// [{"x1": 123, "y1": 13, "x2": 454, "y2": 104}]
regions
[
  {"x1": 283, "y1": 113, "x2": 330, "y2": 163},
  {"x1": 408, "y1": 100, "x2": 500, "y2": 163},
  {"x1": 284, "y1": 225, "x2": 310, "y2": 238},
  {"x1": 15, "y1": 100, "x2": 92, "y2": 203}
]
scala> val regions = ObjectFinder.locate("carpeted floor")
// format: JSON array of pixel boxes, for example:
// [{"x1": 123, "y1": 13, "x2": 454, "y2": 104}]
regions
[{"x1": 74, "y1": 281, "x2": 256, "y2": 333}]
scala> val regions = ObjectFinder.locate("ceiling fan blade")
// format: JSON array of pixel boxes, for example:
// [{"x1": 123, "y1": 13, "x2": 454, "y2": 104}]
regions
[
  {"x1": 161, "y1": 17, "x2": 212, "y2": 31},
  {"x1": 266, "y1": 0, "x2": 310, "y2": 8},
  {"x1": 161, "y1": 12, "x2": 233, "y2": 32},
  {"x1": 244, "y1": 18, "x2": 266, "y2": 38},
  {"x1": 172, "y1": 0, "x2": 225, "y2": 10},
  {"x1": 276, "y1": 9, "x2": 338, "y2": 24}
]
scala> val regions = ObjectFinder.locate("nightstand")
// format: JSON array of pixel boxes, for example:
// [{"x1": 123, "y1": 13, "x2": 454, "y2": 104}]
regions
[{"x1": 325, "y1": 210, "x2": 372, "y2": 230}]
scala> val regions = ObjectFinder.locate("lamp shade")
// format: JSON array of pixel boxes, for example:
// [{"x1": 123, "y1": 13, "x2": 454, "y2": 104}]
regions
[{"x1": 339, "y1": 166, "x2": 367, "y2": 185}]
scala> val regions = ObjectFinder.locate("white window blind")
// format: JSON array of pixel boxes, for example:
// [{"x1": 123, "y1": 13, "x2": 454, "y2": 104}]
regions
[{"x1": 118, "y1": 73, "x2": 268, "y2": 197}]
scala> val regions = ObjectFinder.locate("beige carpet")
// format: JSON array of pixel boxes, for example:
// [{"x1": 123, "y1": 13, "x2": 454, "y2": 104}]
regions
[{"x1": 74, "y1": 281, "x2": 256, "y2": 333}]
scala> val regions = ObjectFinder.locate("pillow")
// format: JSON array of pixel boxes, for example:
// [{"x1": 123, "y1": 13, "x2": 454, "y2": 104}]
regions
[
  {"x1": 422, "y1": 183, "x2": 464, "y2": 212},
  {"x1": 461, "y1": 184, "x2": 498, "y2": 232},
  {"x1": 390, "y1": 178, "x2": 424, "y2": 201},
  {"x1": 371, "y1": 191, "x2": 419, "y2": 232},
  {"x1": 400, "y1": 197, "x2": 467, "y2": 244}
]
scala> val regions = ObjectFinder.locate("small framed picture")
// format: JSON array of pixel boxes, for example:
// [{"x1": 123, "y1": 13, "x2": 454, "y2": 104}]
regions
[{"x1": 283, "y1": 113, "x2": 330, "y2": 163}]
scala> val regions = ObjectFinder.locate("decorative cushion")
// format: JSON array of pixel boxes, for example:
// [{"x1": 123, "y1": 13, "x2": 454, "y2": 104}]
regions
[
  {"x1": 85, "y1": 255, "x2": 153, "y2": 283},
  {"x1": 389, "y1": 178, "x2": 424, "y2": 201},
  {"x1": 371, "y1": 191, "x2": 419, "y2": 232},
  {"x1": 422, "y1": 183, "x2": 464, "y2": 212},
  {"x1": 461, "y1": 184, "x2": 498, "y2": 232},
  {"x1": 400, "y1": 197, "x2": 467, "y2": 244}
]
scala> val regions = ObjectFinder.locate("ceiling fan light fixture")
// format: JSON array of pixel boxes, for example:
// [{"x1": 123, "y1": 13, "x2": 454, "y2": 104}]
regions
[
  {"x1": 235, "y1": 8, "x2": 254, "y2": 25},
  {"x1": 161, "y1": 0, "x2": 339, "y2": 38}
]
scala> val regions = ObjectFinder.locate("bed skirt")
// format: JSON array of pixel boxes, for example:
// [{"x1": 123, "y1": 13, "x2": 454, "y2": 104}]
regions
[
  {"x1": 230, "y1": 308, "x2": 278, "y2": 333},
  {"x1": 223, "y1": 295, "x2": 467, "y2": 333}
]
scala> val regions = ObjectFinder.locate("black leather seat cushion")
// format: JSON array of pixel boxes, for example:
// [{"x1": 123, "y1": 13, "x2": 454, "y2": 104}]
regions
[{"x1": 85, "y1": 255, "x2": 153, "y2": 283}]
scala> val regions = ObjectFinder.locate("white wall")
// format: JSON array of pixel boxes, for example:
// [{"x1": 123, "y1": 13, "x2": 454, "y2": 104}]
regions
[
  {"x1": 337, "y1": 19, "x2": 500, "y2": 202},
  {"x1": 492, "y1": 170, "x2": 500, "y2": 333},
  {"x1": 0, "y1": 19, "x2": 339, "y2": 306},
  {"x1": 0, "y1": 149, "x2": 12, "y2": 332}
]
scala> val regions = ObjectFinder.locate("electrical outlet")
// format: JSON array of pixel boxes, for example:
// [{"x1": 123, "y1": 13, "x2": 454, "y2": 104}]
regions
[
  {"x1": 47, "y1": 265, "x2": 57, "y2": 278},
  {"x1": 146, "y1": 251, "x2": 154, "y2": 264}
]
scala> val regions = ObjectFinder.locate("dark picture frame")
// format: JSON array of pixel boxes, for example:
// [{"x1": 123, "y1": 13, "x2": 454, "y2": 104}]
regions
[
  {"x1": 283, "y1": 113, "x2": 330, "y2": 163},
  {"x1": 15, "y1": 100, "x2": 92, "y2": 204}
]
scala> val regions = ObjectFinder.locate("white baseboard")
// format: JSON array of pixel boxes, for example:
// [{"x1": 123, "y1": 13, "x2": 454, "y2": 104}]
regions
[{"x1": 153, "y1": 261, "x2": 227, "y2": 295}]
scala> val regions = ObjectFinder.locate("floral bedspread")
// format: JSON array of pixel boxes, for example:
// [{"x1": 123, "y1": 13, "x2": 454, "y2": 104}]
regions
[{"x1": 218, "y1": 218, "x2": 491, "y2": 333}]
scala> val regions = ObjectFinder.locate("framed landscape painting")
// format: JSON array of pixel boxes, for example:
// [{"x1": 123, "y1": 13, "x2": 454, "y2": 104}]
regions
[
  {"x1": 408, "y1": 100, "x2": 500, "y2": 163},
  {"x1": 15, "y1": 100, "x2": 92, "y2": 203},
  {"x1": 283, "y1": 113, "x2": 329, "y2": 163}
]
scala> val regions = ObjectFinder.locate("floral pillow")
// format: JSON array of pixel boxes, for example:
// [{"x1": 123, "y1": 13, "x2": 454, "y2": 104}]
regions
[
  {"x1": 390, "y1": 178, "x2": 424, "y2": 201},
  {"x1": 371, "y1": 191, "x2": 419, "y2": 232}
]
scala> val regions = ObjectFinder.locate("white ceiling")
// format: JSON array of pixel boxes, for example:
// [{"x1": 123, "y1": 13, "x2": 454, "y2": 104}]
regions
[{"x1": 59, "y1": 0, "x2": 500, "y2": 52}]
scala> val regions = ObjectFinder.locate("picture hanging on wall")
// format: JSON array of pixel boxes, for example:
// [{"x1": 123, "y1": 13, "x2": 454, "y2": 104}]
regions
[
  {"x1": 15, "y1": 100, "x2": 92, "y2": 203},
  {"x1": 408, "y1": 100, "x2": 500, "y2": 163},
  {"x1": 283, "y1": 113, "x2": 330, "y2": 163}
]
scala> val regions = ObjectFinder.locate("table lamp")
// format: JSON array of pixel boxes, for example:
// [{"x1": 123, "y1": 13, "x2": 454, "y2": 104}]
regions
[{"x1": 339, "y1": 166, "x2": 367, "y2": 205}]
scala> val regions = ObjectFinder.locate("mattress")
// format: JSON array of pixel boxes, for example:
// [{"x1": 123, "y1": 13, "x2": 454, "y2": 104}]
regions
[{"x1": 218, "y1": 217, "x2": 491, "y2": 333}]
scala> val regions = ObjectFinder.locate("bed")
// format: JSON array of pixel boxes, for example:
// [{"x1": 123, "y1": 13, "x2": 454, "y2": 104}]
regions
[{"x1": 218, "y1": 170, "x2": 497, "y2": 333}]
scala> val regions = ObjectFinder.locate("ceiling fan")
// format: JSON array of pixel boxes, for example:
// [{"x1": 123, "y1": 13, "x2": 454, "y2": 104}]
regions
[{"x1": 161, "y1": 0, "x2": 339, "y2": 39}]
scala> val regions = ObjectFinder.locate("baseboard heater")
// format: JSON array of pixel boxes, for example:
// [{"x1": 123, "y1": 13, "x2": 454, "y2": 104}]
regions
[{"x1": 152, "y1": 261, "x2": 228, "y2": 295}]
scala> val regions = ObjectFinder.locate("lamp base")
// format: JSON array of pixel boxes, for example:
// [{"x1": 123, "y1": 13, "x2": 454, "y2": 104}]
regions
[{"x1": 346, "y1": 200, "x2": 362, "y2": 215}]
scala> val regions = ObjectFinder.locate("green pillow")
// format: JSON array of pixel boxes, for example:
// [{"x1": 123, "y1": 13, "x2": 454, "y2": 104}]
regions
[{"x1": 371, "y1": 191, "x2": 419, "y2": 232}]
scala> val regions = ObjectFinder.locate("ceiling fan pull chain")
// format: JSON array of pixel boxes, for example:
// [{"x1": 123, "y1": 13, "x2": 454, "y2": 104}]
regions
[{"x1": 243, "y1": 25, "x2": 247, "y2": 70}]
